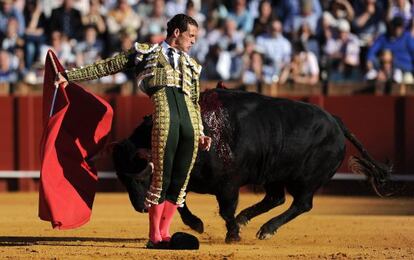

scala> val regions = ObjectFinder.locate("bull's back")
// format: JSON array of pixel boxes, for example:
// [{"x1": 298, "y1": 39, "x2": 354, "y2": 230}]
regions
[{"x1": 204, "y1": 89, "x2": 346, "y2": 183}]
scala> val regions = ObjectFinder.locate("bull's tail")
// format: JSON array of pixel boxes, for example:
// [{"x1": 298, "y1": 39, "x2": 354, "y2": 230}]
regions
[{"x1": 334, "y1": 116, "x2": 392, "y2": 196}]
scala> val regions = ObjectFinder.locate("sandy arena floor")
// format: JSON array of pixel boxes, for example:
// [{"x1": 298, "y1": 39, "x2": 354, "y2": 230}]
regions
[{"x1": 0, "y1": 192, "x2": 413, "y2": 259}]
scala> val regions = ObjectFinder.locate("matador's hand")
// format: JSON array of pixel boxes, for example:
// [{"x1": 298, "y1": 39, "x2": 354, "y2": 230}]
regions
[
  {"x1": 55, "y1": 72, "x2": 68, "y2": 88},
  {"x1": 199, "y1": 135, "x2": 212, "y2": 151}
]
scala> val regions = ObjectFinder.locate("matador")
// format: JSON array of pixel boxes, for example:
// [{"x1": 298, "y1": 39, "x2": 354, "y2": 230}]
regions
[{"x1": 56, "y1": 14, "x2": 212, "y2": 249}]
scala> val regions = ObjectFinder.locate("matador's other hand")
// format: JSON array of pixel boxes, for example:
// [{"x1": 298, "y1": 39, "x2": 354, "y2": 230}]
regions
[
  {"x1": 199, "y1": 135, "x2": 212, "y2": 151},
  {"x1": 55, "y1": 72, "x2": 68, "y2": 88}
]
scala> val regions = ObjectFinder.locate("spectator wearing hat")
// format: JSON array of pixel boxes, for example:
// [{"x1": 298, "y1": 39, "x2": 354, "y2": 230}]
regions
[
  {"x1": 367, "y1": 16, "x2": 414, "y2": 84},
  {"x1": 324, "y1": 19, "x2": 361, "y2": 81}
]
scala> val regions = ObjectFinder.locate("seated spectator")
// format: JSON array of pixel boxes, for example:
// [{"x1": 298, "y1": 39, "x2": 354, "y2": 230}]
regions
[
  {"x1": 295, "y1": 22, "x2": 320, "y2": 58},
  {"x1": 279, "y1": 41, "x2": 319, "y2": 85},
  {"x1": 49, "y1": 0, "x2": 84, "y2": 41},
  {"x1": 0, "y1": 0, "x2": 25, "y2": 37},
  {"x1": 139, "y1": 0, "x2": 167, "y2": 42},
  {"x1": 230, "y1": 34, "x2": 256, "y2": 81},
  {"x1": 74, "y1": 25, "x2": 103, "y2": 67},
  {"x1": 1, "y1": 17, "x2": 24, "y2": 53},
  {"x1": 0, "y1": 49, "x2": 19, "y2": 83},
  {"x1": 366, "y1": 49, "x2": 403, "y2": 94},
  {"x1": 202, "y1": 44, "x2": 228, "y2": 80},
  {"x1": 81, "y1": 0, "x2": 107, "y2": 37},
  {"x1": 119, "y1": 28, "x2": 137, "y2": 81},
  {"x1": 0, "y1": 16, "x2": 25, "y2": 78},
  {"x1": 366, "y1": 16, "x2": 414, "y2": 84},
  {"x1": 165, "y1": 0, "x2": 186, "y2": 19},
  {"x1": 256, "y1": 19, "x2": 292, "y2": 82},
  {"x1": 214, "y1": 18, "x2": 246, "y2": 80},
  {"x1": 252, "y1": 0, "x2": 274, "y2": 37},
  {"x1": 39, "y1": 30, "x2": 75, "y2": 68},
  {"x1": 228, "y1": 0, "x2": 254, "y2": 34},
  {"x1": 324, "y1": 19, "x2": 360, "y2": 81},
  {"x1": 277, "y1": 0, "x2": 322, "y2": 24},
  {"x1": 23, "y1": 0, "x2": 47, "y2": 69},
  {"x1": 204, "y1": 0, "x2": 228, "y2": 21},
  {"x1": 186, "y1": 0, "x2": 205, "y2": 26},
  {"x1": 241, "y1": 49, "x2": 265, "y2": 85},
  {"x1": 386, "y1": 0, "x2": 413, "y2": 27},
  {"x1": 107, "y1": 0, "x2": 141, "y2": 52},
  {"x1": 351, "y1": 0, "x2": 386, "y2": 48},
  {"x1": 284, "y1": 0, "x2": 320, "y2": 37},
  {"x1": 218, "y1": 18, "x2": 245, "y2": 54},
  {"x1": 204, "y1": 16, "x2": 223, "y2": 47},
  {"x1": 133, "y1": 0, "x2": 154, "y2": 17},
  {"x1": 322, "y1": 0, "x2": 355, "y2": 29}
]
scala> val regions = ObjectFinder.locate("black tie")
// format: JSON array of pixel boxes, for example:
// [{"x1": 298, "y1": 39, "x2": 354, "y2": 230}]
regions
[{"x1": 168, "y1": 48, "x2": 176, "y2": 68}]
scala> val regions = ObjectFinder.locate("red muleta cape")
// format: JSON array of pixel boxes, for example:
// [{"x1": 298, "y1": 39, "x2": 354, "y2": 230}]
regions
[{"x1": 39, "y1": 50, "x2": 113, "y2": 229}]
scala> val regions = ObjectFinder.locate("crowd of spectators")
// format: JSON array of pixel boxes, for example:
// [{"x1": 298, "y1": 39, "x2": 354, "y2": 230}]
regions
[{"x1": 2, "y1": 0, "x2": 414, "y2": 94}]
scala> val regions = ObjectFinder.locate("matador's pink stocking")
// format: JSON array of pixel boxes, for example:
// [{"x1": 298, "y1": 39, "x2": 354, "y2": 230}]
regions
[
  {"x1": 160, "y1": 200, "x2": 179, "y2": 241},
  {"x1": 148, "y1": 202, "x2": 165, "y2": 243}
]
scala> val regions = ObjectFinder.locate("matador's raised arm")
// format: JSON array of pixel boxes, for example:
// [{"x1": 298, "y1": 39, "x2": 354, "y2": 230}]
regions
[{"x1": 63, "y1": 43, "x2": 159, "y2": 82}]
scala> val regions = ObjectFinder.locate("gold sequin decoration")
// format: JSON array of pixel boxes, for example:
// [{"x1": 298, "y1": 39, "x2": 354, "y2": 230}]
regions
[{"x1": 145, "y1": 87, "x2": 170, "y2": 206}]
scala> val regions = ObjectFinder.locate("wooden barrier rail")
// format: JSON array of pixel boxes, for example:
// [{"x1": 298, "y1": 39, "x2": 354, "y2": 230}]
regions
[{"x1": 3, "y1": 81, "x2": 414, "y2": 96}]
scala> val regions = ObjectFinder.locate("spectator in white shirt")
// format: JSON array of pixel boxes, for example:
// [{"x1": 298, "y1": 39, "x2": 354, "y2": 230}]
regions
[
  {"x1": 280, "y1": 41, "x2": 319, "y2": 85},
  {"x1": 256, "y1": 18, "x2": 292, "y2": 80}
]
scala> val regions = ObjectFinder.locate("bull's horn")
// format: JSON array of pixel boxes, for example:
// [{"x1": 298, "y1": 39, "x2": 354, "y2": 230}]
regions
[{"x1": 135, "y1": 162, "x2": 154, "y2": 180}]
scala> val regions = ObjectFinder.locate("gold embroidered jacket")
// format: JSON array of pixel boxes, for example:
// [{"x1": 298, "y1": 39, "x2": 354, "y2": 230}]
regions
[{"x1": 65, "y1": 42, "x2": 204, "y2": 135}]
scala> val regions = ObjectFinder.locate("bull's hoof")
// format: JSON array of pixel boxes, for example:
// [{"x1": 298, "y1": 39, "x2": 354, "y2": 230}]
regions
[
  {"x1": 188, "y1": 218, "x2": 204, "y2": 234},
  {"x1": 225, "y1": 233, "x2": 241, "y2": 243},
  {"x1": 256, "y1": 227, "x2": 275, "y2": 240},
  {"x1": 235, "y1": 215, "x2": 249, "y2": 227}
]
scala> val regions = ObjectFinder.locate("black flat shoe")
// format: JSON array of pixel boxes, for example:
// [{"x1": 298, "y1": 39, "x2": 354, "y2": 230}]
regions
[{"x1": 146, "y1": 240, "x2": 170, "y2": 249}]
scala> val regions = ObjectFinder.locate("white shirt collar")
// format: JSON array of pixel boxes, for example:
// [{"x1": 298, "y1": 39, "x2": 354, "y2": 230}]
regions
[
  {"x1": 161, "y1": 41, "x2": 181, "y2": 69},
  {"x1": 161, "y1": 41, "x2": 179, "y2": 53}
]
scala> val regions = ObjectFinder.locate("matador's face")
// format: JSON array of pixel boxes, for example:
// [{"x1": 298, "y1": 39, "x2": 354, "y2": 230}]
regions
[{"x1": 175, "y1": 24, "x2": 198, "y2": 53}]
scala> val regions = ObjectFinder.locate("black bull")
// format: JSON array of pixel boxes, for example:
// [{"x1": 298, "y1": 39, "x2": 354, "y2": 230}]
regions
[{"x1": 112, "y1": 88, "x2": 391, "y2": 243}]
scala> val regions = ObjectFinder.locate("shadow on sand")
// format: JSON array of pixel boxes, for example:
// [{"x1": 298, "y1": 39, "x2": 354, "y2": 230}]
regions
[{"x1": 0, "y1": 236, "x2": 147, "y2": 248}]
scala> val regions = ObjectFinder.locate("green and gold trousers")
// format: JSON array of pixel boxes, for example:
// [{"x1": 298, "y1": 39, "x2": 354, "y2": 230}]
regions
[{"x1": 145, "y1": 86, "x2": 200, "y2": 207}]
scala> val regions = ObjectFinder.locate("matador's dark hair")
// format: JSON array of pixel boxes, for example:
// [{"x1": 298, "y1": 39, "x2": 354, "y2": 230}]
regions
[{"x1": 166, "y1": 14, "x2": 198, "y2": 37}]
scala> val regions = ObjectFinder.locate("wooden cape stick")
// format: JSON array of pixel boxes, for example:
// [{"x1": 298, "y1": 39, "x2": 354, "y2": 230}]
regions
[{"x1": 48, "y1": 51, "x2": 60, "y2": 118}]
